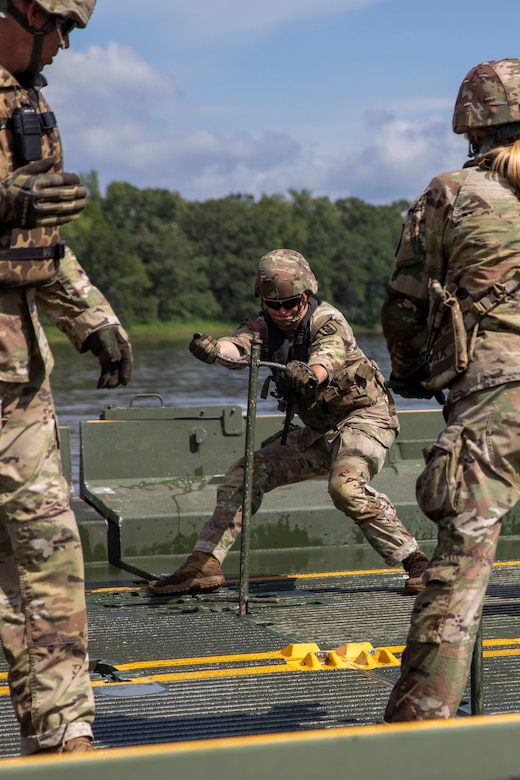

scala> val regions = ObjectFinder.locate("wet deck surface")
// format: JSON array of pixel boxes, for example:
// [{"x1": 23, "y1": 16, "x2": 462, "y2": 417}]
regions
[{"x1": 1, "y1": 552, "x2": 520, "y2": 757}]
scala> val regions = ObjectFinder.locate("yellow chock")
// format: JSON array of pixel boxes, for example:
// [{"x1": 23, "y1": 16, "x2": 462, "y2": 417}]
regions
[
  {"x1": 351, "y1": 650, "x2": 378, "y2": 669},
  {"x1": 325, "y1": 651, "x2": 347, "y2": 668},
  {"x1": 372, "y1": 648, "x2": 400, "y2": 666},
  {"x1": 280, "y1": 643, "x2": 321, "y2": 660},
  {"x1": 334, "y1": 642, "x2": 375, "y2": 661},
  {"x1": 300, "y1": 652, "x2": 323, "y2": 670}
]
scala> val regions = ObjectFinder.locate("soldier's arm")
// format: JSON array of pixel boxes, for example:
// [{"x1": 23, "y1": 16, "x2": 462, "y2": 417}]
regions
[
  {"x1": 215, "y1": 318, "x2": 266, "y2": 368},
  {"x1": 307, "y1": 306, "x2": 349, "y2": 382},
  {"x1": 34, "y1": 245, "x2": 122, "y2": 350},
  {"x1": 381, "y1": 176, "x2": 455, "y2": 378}
]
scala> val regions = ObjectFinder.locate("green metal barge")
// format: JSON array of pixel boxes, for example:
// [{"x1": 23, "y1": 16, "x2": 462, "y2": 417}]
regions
[{"x1": 1, "y1": 398, "x2": 520, "y2": 779}]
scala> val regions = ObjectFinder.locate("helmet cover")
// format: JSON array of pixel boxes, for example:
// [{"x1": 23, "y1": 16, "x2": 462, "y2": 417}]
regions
[
  {"x1": 255, "y1": 249, "x2": 318, "y2": 300},
  {"x1": 453, "y1": 58, "x2": 520, "y2": 134},
  {"x1": 35, "y1": 0, "x2": 96, "y2": 27}
]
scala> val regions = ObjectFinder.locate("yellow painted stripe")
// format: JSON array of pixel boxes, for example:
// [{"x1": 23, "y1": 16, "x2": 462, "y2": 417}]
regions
[
  {"x1": 93, "y1": 665, "x2": 291, "y2": 685},
  {"x1": 0, "y1": 642, "x2": 517, "y2": 696},
  {"x1": 0, "y1": 637, "x2": 519, "y2": 688},
  {"x1": 115, "y1": 650, "x2": 282, "y2": 670}
]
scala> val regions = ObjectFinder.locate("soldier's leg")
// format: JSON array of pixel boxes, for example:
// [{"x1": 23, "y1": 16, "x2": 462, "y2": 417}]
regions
[
  {"x1": 328, "y1": 426, "x2": 419, "y2": 565},
  {"x1": 385, "y1": 384, "x2": 520, "y2": 721},
  {"x1": 0, "y1": 377, "x2": 94, "y2": 754},
  {"x1": 195, "y1": 425, "x2": 331, "y2": 561},
  {"x1": 148, "y1": 426, "x2": 331, "y2": 594}
]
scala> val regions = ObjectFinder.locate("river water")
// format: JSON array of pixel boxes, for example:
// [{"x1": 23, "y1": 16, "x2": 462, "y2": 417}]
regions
[{"x1": 50, "y1": 333, "x2": 439, "y2": 481}]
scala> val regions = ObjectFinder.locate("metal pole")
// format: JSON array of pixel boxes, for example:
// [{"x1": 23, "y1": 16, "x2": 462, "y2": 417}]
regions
[
  {"x1": 238, "y1": 335, "x2": 261, "y2": 616},
  {"x1": 470, "y1": 617, "x2": 484, "y2": 715}
]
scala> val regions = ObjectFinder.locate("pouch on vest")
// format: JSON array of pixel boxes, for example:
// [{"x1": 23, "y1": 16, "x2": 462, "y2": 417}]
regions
[
  {"x1": 422, "y1": 280, "x2": 471, "y2": 391},
  {"x1": 421, "y1": 273, "x2": 520, "y2": 390}
]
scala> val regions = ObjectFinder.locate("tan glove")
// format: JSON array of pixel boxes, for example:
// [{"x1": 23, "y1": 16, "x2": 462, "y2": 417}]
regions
[
  {"x1": 189, "y1": 332, "x2": 220, "y2": 364},
  {"x1": 285, "y1": 360, "x2": 318, "y2": 394},
  {"x1": 0, "y1": 158, "x2": 87, "y2": 228},
  {"x1": 82, "y1": 325, "x2": 133, "y2": 389}
]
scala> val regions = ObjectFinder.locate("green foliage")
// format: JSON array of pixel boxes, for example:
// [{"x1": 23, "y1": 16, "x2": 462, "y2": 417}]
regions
[{"x1": 62, "y1": 178, "x2": 409, "y2": 330}]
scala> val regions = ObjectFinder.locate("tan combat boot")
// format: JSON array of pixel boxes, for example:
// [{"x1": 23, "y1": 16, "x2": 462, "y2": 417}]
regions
[
  {"x1": 402, "y1": 551, "x2": 429, "y2": 595},
  {"x1": 148, "y1": 551, "x2": 225, "y2": 595},
  {"x1": 34, "y1": 736, "x2": 94, "y2": 755},
  {"x1": 61, "y1": 737, "x2": 94, "y2": 753}
]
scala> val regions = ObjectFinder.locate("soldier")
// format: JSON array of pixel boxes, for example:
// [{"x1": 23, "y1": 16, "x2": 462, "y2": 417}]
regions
[
  {"x1": 0, "y1": 0, "x2": 132, "y2": 754},
  {"x1": 148, "y1": 249, "x2": 428, "y2": 597},
  {"x1": 382, "y1": 59, "x2": 520, "y2": 721}
]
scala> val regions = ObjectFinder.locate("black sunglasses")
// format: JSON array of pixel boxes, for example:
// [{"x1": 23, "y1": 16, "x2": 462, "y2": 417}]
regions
[
  {"x1": 54, "y1": 15, "x2": 77, "y2": 36},
  {"x1": 263, "y1": 295, "x2": 303, "y2": 311}
]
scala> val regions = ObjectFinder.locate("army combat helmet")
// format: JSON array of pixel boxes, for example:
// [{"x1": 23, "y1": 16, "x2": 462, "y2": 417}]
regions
[
  {"x1": 255, "y1": 249, "x2": 318, "y2": 301},
  {"x1": 453, "y1": 58, "x2": 520, "y2": 157},
  {"x1": 0, "y1": 0, "x2": 95, "y2": 26},
  {"x1": 0, "y1": 0, "x2": 96, "y2": 74}
]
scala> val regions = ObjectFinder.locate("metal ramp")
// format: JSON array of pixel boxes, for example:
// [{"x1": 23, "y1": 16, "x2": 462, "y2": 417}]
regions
[
  {"x1": 2, "y1": 562, "x2": 520, "y2": 753},
  {"x1": 0, "y1": 562, "x2": 520, "y2": 779}
]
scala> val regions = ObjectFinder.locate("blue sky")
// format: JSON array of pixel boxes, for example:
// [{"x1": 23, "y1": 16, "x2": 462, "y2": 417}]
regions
[{"x1": 44, "y1": 0, "x2": 520, "y2": 205}]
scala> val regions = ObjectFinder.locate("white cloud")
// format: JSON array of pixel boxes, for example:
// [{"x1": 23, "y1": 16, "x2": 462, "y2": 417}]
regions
[
  {"x1": 330, "y1": 117, "x2": 466, "y2": 203},
  {"x1": 43, "y1": 40, "x2": 465, "y2": 206},
  {"x1": 46, "y1": 42, "x2": 176, "y2": 117}
]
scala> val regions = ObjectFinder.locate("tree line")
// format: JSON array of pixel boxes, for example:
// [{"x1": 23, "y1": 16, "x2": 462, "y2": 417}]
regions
[{"x1": 61, "y1": 173, "x2": 409, "y2": 330}]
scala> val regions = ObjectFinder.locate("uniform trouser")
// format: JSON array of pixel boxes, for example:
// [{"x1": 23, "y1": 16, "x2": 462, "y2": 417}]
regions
[
  {"x1": 0, "y1": 370, "x2": 95, "y2": 754},
  {"x1": 385, "y1": 383, "x2": 520, "y2": 721},
  {"x1": 194, "y1": 419, "x2": 418, "y2": 566}
]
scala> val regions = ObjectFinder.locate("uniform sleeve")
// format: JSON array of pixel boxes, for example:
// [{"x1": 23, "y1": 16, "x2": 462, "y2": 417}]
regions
[
  {"x1": 381, "y1": 176, "x2": 454, "y2": 377},
  {"x1": 35, "y1": 245, "x2": 121, "y2": 351},
  {"x1": 307, "y1": 305, "x2": 349, "y2": 380}
]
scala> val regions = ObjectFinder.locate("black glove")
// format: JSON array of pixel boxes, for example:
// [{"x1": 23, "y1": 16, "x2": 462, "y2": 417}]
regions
[
  {"x1": 189, "y1": 332, "x2": 220, "y2": 364},
  {"x1": 387, "y1": 372, "x2": 445, "y2": 405},
  {"x1": 82, "y1": 325, "x2": 133, "y2": 389},
  {"x1": 0, "y1": 158, "x2": 87, "y2": 228},
  {"x1": 285, "y1": 360, "x2": 318, "y2": 394}
]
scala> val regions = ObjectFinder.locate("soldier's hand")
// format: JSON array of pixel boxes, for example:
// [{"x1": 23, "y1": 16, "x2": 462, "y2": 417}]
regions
[
  {"x1": 82, "y1": 325, "x2": 133, "y2": 389},
  {"x1": 0, "y1": 158, "x2": 87, "y2": 228},
  {"x1": 285, "y1": 360, "x2": 318, "y2": 394},
  {"x1": 189, "y1": 333, "x2": 220, "y2": 364},
  {"x1": 387, "y1": 372, "x2": 444, "y2": 405}
]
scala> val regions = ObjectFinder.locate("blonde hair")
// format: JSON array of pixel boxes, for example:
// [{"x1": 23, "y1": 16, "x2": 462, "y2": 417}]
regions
[{"x1": 479, "y1": 137, "x2": 520, "y2": 189}]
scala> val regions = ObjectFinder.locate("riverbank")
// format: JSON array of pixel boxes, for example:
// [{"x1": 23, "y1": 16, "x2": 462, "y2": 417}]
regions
[
  {"x1": 44, "y1": 318, "x2": 381, "y2": 343},
  {"x1": 44, "y1": 319, "x2": 237, "y2": 344}
]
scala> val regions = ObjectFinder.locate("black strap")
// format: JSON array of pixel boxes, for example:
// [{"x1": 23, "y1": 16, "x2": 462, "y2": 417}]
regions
[
  {"x1": 0, "y1": 241, "x2": 65, "y2": 261},
  {"x1": 280, "y1": 400, "x2": 293, "y2": 446}
]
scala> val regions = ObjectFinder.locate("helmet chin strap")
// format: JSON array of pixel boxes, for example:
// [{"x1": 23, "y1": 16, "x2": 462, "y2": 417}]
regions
[
  {"x1": 467, "y1": 122, "x2": 520, "y2": 159},
  {"x1": 467, "y1": 134, "x2": 494, "y2": 159},
  {"x1": 8, "y1": 2, "x2": 55, "y2": 74}
]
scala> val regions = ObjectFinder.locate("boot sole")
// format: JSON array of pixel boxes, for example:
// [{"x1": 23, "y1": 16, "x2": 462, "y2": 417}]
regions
[{"x1": 147, "y1": 575, "x2": 225, "y2": 595}]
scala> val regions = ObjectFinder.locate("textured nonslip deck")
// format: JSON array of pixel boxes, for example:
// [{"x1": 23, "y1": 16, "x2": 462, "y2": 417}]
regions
[{"x1": 0, "y1": 563, "x2": 519, "y2": 758}]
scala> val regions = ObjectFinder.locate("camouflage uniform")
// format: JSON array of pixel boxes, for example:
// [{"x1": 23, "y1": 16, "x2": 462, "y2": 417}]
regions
[
  {"x1": 194, "y1": 300, "x2": 421, "y2": 567},
  {"x1": 381, "y1": 68, "x2": 520, "y2": 717},
  {"x1": 0, "y1": 64, "x2": 121, "y2": 753}
]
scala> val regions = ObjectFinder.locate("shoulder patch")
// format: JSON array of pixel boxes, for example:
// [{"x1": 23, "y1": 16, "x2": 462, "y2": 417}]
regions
[{"x1": 317, "y1": 320, "x2": 338, "y2": 337}]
